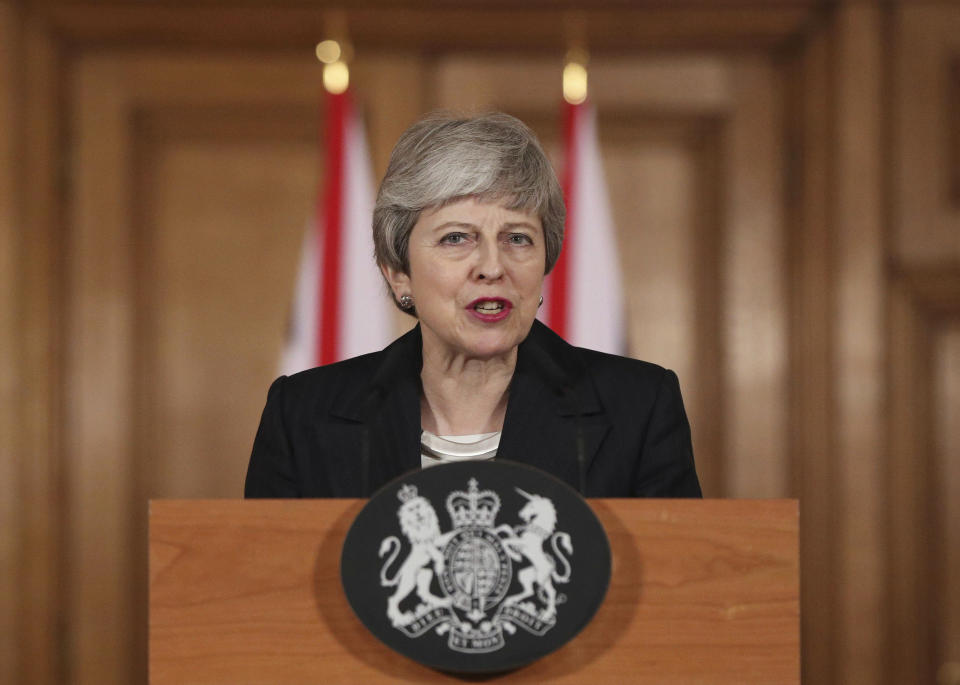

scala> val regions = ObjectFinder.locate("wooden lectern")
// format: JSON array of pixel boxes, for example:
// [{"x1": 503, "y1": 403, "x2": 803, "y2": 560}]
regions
[{"x1": 149, "y1": 500, "x2": 798, "y2": 683}]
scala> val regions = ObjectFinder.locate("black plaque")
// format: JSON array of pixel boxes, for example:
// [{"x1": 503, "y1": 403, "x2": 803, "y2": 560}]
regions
[{"x1": 340, "y1": 460, "x2": 612, "y2": 673}]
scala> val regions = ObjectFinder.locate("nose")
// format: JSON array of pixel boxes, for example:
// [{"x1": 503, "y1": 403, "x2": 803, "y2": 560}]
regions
[{"x1": 472, "y1": 240, "x2": 504, "y2": 281}]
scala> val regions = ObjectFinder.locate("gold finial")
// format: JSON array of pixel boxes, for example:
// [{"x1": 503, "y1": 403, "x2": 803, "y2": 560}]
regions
[
  {"x1": 315, "y1": 39, "x2": 341, "y2": 64},
  {"x1": 563, "y1": 48, "x2": 589, "y2": 105},
  {"x1": 316, "y1": 39, "x2": 350, "y2": 94}
]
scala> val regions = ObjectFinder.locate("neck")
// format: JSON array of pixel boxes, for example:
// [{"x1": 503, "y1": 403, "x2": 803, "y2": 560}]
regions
[{"x1": 419, "y1": 339, "x2": 516, "y2": 436}]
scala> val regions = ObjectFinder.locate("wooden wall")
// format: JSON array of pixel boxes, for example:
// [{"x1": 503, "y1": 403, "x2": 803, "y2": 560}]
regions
[{"x1": 1, "y1": 1, "x2": 958, "y2": 683}]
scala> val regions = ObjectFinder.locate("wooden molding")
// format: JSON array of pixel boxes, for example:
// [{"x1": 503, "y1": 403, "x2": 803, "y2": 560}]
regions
[
  {"x1": 950, "y1": 57, "x2": 960, "y2": 208},
  {"x1": 887, "y1": 266, "x2": 960, "y2": 685},
  {"x1": 0, "y1": 7, "x2": 22, "y2": 685},
  {"x1": 894, "y1": 4, "x2": 960, "y2": 263},
  {"x1": 891, "y1": 265, "x2": 960, "y2": 316},
  {"x1": 31, "y1": 2, "x2": 820, "y2": 52},
  {"x1": 16, "y1": 17, "x2": 68, "y2": 685}
]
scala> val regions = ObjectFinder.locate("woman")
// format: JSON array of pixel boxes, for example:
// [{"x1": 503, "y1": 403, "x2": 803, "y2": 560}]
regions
[{"x1": 245, "y1": 112, "x2": 701, "y2": 498}]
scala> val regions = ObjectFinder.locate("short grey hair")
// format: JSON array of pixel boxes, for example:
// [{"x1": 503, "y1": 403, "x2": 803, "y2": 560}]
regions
[{"x1": 373, "y1": 112, "x2": 565, "y2": 279}]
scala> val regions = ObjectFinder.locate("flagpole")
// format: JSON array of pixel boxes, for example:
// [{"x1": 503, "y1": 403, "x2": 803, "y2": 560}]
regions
[
  {"x1": 316, "y1": 40, "x2": 351, "y2": 365},
  {"x1": 280, "y1": 39, "x2": 391, "y2": 375},
  {"x1": 541, "y1": 49, "x2": 626, "y2": 355},
  {"x1": 318, "y1": 90, "x2": 347, "y2": 365},
  {"x1": 545, "y1": 50, "x2": 589, "y2": 339},
  {"x1": 548, "y1": 98, "x2": 577, "y2": 339}
]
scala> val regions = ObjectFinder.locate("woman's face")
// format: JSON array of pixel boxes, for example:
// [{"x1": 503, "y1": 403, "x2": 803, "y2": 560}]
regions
[{"x1": 383, "y1": 197, "x2": 546, "y2": 363}]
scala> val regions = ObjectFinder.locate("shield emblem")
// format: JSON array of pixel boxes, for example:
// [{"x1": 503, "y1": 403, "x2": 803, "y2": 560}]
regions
[{"x1": 340, "y1": 460, "x2": 612, "y2": 673}]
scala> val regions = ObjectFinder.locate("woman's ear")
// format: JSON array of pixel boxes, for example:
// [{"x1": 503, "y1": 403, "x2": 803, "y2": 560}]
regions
[{"x1": 380, "y1": 264, "x2": 411, "y2": 301}]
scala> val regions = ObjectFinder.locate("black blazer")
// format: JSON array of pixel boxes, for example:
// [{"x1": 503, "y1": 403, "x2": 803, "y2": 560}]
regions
[{"x1": 245, "y1": 320, "x2": 701, "y2": 498}]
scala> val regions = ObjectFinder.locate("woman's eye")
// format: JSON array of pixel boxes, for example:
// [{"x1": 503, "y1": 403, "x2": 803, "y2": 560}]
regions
[
  {"x1": 507, "y1": 233, "x2": 533, "y2": 245},
  {"x1": 440, "y1": 232, "x2": 468, "y2": 245}
]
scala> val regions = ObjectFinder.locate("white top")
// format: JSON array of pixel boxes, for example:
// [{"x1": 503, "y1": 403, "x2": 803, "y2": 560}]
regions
[{"x1": 420, "y1": 430, "x2": 501, "y2": 469}]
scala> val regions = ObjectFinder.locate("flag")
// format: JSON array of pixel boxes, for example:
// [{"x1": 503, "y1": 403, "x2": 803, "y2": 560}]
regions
[
  {"x1": 539, "y1": 101, "x2": 626, "y2": 354},
  {"x1": 280, "y1": 90, "x2": 393, "y2": 375}
]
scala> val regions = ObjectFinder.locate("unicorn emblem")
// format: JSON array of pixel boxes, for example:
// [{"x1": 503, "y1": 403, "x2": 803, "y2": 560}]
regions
[{"x1": 497, "y1": 489, "x2": 573, "y2": 623}]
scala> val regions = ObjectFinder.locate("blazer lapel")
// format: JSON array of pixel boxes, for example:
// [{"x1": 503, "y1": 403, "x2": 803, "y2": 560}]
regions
[
  {"x1": 498, "y1": 321, "x2": 610, "y2": 495},
  {"x1": 330, "y1": 325, "x2": 424, "y2": 493}
]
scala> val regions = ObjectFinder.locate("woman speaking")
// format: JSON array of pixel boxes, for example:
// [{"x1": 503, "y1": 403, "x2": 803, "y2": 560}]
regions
[{"x1": 245, "y1": 112, "x2": 701, "y2": 498}]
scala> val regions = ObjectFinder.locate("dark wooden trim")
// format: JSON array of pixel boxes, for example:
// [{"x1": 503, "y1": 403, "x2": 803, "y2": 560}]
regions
[
  {"x1": 785, "y1": 19, "x2": 840, "y2": 683},
  {"x1": 690, "y1": 117, "x2": 727, "y2": 499},
  {"x1": 18, "y1": 15, "x2": 70, "y2": 685},
  {"x1": 26, "y1": 2, "x2": 821, "y2": 53},
  {"x1": 0, "y1": 5, "x2": 24, "y2": 685},
  {"x1": 949, "y1": 57, "x2": 960, "y2": 208},
  {"x1": 889, "y1": 265, "x2": 960, "y2": 315},
  {"x1": 886, "y1": 267, "x2": 960, "y2": 685}
]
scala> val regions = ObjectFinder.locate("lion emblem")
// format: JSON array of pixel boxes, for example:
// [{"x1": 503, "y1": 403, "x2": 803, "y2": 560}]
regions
[{"x1": 378, "y1": 485, "x2": 455, "y2": 627}]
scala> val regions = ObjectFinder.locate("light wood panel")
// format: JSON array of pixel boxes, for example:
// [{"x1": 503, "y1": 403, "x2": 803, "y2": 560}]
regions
[
  {"x1": 69, "y1": 54, "x2": 140, "y2": 685},
  {"x1": 139, "y1": 109, "x2": 317, "y2": 499},
  {"x1": 722, "y1": 58, "x2": 787, "y2": 498},
  {"x1": 609, "y1": 130, "x2": 699, "y2": 389},
  {"x1": 150, "y1": 498, "x2": 799, "y2": 684}
]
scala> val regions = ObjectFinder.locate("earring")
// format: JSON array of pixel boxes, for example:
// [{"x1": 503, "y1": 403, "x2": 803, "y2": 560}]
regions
[
  {"x1": 538, "y1": 295, "x2": 544, "y2": 308},
  {"x1": 399, "y1": 294, "x2": 414, "y2": 310}
]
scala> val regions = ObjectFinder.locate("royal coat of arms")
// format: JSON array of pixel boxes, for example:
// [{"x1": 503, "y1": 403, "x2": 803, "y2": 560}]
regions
[{"x1": 377, "y1": 478, "x2": 574, "y2": 653}]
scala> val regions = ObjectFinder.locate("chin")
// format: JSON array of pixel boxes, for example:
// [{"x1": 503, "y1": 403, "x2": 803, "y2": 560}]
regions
[{"x1": 459, "y1": 333, "x2": 521, "y2": 360}]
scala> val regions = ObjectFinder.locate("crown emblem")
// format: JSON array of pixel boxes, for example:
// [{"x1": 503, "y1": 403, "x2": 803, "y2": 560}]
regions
[{"x1": 446, "y1": 478, "x2": 500, "y2": 528}]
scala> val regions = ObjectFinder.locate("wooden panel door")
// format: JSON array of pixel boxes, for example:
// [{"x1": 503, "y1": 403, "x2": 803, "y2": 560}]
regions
[
  {"x1": 63, "y1": 46, "x2": 792, "y2": 683},
  {"x1": 65, "y1": 50, "x2": 422, "y2": 684}
]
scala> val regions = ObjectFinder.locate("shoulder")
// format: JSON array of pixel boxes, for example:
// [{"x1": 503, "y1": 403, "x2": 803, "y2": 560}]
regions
[
  {"x1": 267, "y1": 324, "x2": 423, "y2": 417},
  {"x1": 574, "y1": 345, "x2": 670, "y2": 384},
  {"x1": 523, "y1": 320, "x2": 673, "y2": 401},
  {"x1": 574, "y1": 346, "x2": 678, "y2": 411},
  {"x1": 262, "y1": 349, "x2": 385, "y2": 424},
  {"x1": 280, "y1": 351, "x2": 381, "y2": 395},
  {"x1": 279, "y1": 323, "x2": 421, "y2": 397}
]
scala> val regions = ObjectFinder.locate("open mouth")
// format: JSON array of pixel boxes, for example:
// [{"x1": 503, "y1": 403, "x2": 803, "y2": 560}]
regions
[
  {"x1": 473, "y1": 301, "x2": 505, "y2": 313},
  {"x1": 467, "y1": 298, "x2": 512, "y2": 319}
]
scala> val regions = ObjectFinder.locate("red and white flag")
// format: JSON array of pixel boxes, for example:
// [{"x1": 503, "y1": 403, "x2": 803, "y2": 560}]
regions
[
  {"x1": 539, "y1": 101, "x2": 626, "y2": 354},
  {"x1": 280, "y1": 90, "x2": 393, "y2": 375}
]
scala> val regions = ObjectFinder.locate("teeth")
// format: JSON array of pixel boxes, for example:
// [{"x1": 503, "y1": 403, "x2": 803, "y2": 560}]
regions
[{"x1": 474, "y1": 301, "x2": 504, "y2": 312}]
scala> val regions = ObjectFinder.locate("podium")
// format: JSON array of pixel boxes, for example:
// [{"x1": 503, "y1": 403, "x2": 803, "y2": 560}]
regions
[{"x1": 149, "y1": 499, "x2": 798, "y2": 683}]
